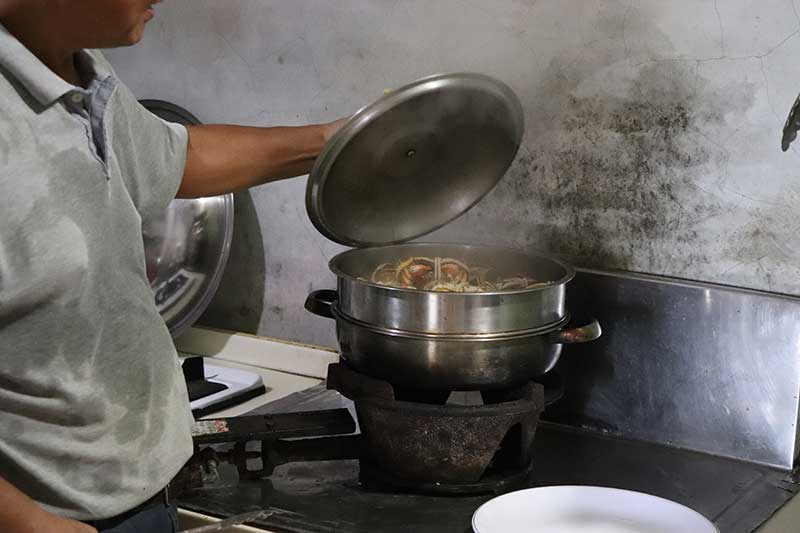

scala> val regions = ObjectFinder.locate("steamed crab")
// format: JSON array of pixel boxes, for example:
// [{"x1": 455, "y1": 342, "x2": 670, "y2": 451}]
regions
[
  {"x1": 367, "y1": 256, "x2": 551, "y2": 292},
  {"x1": 396, "y1": 257, "x2": 436, "y2": 289}
]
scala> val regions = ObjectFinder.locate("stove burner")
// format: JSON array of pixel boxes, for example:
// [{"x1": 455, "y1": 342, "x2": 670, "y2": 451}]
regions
[
  {"x1": 328, "y1": 363, "x2": 546, "y2": 494},
  {"x1": 181, "y1": 363, "x2": 550, "y2": 497}
]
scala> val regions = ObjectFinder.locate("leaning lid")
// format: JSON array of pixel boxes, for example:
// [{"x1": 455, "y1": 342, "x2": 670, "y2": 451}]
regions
[
  {"x1": 306, "y1": 73, "x2": 524, "y2": 247},
  {"x1": 140, "y1": 100, "x2": 234, "y2": 338}
]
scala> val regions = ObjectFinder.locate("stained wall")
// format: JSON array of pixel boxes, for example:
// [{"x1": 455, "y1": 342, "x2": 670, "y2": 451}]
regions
[{"x1": 106, "y1": 1, "x2": 800, "y2": 347}]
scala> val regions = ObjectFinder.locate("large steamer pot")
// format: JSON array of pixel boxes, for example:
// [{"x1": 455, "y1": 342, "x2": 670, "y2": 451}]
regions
[
  {"x1": 327, "y1": 243, "x2": 574, "y2": 334},
  {"x1": 326, "y1": 304, "x2": 599, "y2": 391},
  {"x1": 303, "y1": 75, "x2": 602, "y2": 391},
  {"x1": 305, "y1": 243, "x2": 602, "y2": 391}
]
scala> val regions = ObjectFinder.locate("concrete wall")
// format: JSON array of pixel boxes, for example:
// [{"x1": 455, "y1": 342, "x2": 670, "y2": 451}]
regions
[{"x1": 106, "y1": 1, "x2": 800, "y2": 348}]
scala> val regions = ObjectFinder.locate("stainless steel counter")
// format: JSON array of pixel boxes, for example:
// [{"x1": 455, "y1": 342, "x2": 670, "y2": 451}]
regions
[{"x1": 548, "y1": 268, "x2": 800, "y2": 471}]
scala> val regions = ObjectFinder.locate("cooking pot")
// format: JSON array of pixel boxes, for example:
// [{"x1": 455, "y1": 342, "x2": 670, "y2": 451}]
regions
[
  {"x1": 305, "y1": 243, "x2": 601, "y2": 391},
  {"x1": 304, "y1": 73, "x2": 601, "y2": 390},
  {"x1": 308, "y1": 292, "x2": 600, "y2": 391}
]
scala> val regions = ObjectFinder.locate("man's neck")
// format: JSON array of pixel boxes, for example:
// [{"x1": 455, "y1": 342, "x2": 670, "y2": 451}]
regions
[{"x1": 1, "y1": 9, "x2": 82, "y2": 86}]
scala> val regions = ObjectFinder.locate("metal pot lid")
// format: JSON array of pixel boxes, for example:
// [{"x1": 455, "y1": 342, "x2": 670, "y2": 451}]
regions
[
  {"x1": 306, "y1": 73, "x2": 524, "y2": 247},
  {"x1": 140, "y1": 100, "x2": 234, "y2": 338}
]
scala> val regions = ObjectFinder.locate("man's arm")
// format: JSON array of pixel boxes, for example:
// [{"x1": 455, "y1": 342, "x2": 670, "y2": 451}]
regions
[
  {"x1": 177, "y1": 120, "x2": 344, "y2": 199},
  {"x1": 0, "y1": 476, "x2": 96, "y2": 533}
]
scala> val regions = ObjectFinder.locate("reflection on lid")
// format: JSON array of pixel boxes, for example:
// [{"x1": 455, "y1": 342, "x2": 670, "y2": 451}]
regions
[{"x1": 153, "y1": 268, "x2": 206, "y2": 323}]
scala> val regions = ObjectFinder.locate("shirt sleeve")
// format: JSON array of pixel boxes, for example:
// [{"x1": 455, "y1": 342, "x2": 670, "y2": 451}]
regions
[{"x1": 97, "y1": 52, "x2": 188, "y2": 222}]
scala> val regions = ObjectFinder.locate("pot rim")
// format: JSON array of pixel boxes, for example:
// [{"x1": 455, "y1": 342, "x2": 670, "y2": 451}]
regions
[
  {"x1": 332, "y1": 305, "x2": 571, "y2": 340},
  {"x1": 328, "y1": 242, "x2": 576, "y2": 296}
]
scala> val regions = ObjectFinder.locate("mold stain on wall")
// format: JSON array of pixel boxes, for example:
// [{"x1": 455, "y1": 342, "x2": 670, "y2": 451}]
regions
[
  {"x1": 522, "y1": 63, "x2": 745, "y2": 272},
  {"x1": 436, "y1": 13, "x2": 759, "y2": 284}
]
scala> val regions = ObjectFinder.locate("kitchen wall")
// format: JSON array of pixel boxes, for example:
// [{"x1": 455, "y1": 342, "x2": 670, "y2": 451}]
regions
[{"x1": 106, "y1": 0, "x2": 800, "y2": 348}]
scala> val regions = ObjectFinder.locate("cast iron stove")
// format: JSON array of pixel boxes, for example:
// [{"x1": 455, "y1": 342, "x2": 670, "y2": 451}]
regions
[{"x1": 181, "y1": 362, "x2": 551, "y2": 496}]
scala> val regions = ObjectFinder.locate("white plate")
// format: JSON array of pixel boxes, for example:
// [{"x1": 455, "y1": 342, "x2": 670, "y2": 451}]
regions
[{"x1": 472, "y1": 486, "x2": 718, "y2": 533}]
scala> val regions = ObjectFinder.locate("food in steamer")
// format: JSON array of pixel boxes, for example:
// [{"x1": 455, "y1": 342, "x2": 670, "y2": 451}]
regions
[{"x1": 363, "y1": 256, "x2": 552, "y2": 292}]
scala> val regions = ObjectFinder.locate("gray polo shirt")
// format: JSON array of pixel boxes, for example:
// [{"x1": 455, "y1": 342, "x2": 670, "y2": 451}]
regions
[{"x1": 0, "y1": 25, "x2": 194, "y2": 520}]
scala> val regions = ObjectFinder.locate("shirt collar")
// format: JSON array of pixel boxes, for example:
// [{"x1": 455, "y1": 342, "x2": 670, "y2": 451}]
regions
[{"x1": 0, "y1": 23, "x2": 111, "y2": 107}]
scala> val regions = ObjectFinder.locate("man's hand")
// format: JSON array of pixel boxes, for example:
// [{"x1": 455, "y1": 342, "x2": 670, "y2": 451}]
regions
[
  {"x1": 0, "y1": 476, "x2": 97, "y2": 533},
  {"x1": 30, "y1": 513, "x2": 97, "y2": 533}
]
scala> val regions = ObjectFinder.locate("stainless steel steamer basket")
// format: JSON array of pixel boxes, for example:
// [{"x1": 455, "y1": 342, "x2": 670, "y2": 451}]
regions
[{"x1": 326, "y1": 243, "x2": 575, "y2": 334}]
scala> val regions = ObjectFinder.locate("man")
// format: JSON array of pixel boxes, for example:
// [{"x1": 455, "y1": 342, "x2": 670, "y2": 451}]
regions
[{"x1": 0, "y1": 1, "x2": 344, "y2": 531}]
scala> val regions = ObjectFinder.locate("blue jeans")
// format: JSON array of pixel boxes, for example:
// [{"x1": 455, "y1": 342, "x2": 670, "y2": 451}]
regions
[{"x1": 87, "y1": 503, "x2": 178, "y2": 533}]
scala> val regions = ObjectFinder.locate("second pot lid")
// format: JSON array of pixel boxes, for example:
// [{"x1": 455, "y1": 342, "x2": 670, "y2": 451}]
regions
[
  {"x1": 140, "y1": 99, "x2": 234, "y2": 338},
  {"x1": 306, "y1": 73, "x2": 524, "y2": 247}
]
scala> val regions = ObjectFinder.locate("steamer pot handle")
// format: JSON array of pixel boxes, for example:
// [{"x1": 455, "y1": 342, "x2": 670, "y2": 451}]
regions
[
  {"x1": 550, "y1": 318, "x2": 602, "y2": 344},
  {"x1": 304, "y1": 289, "x2": 338, "y2": 319}
]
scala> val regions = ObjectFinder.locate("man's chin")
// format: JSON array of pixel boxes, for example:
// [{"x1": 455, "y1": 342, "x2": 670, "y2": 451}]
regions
[{"x1": 121, "y1": 24, "x2": 147, "y2": 46}]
